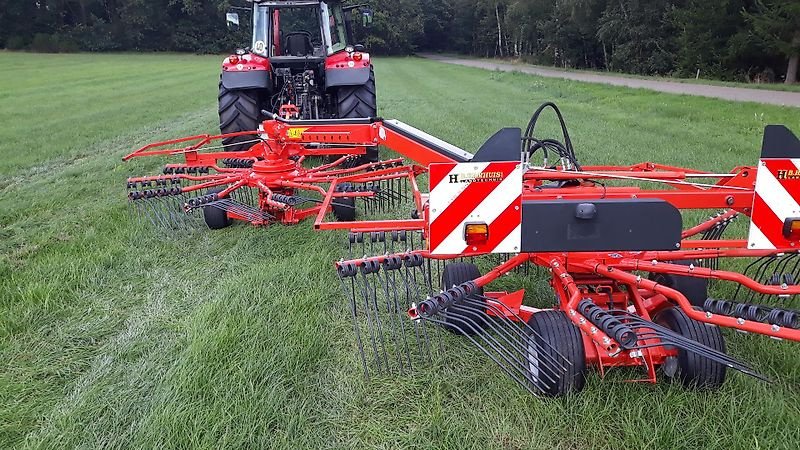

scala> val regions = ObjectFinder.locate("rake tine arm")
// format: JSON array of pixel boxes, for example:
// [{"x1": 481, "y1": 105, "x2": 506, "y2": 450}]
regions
[
  {"x1": 178, "y1": 177, "x2": 242, "y2": 194},
  {"x1": 122, "y1": 133, "x2": 216, "y2": 161},
  {"x1": 275, "y1": 180, "x2": 327, "y2": 197},
  {"x1": 304, "y1": 155, "x2": 352, "y2": 174},
  {"x1": 588, "y1": 262, "x2": 800, "y2": 342},
  {"x1": 470, "y1": 254, "x2": 532, "y2": 288},
  {"x1": 128, "y1": 173, "x2": 231, "y2": 184},
  {"x1": 615, "y1": 259, "x2": 800, "y2": 296},
  {"x1": 681, "y1": 209, "x2": 739, "y2": 239}
]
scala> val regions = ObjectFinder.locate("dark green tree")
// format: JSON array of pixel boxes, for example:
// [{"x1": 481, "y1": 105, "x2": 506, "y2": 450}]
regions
[{"x1": 744, "y1": 0, "x2": 800, "y2": 83}]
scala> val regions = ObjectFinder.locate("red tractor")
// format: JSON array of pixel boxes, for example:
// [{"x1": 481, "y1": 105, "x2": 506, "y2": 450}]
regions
[{"x1": 220, "y1": 0, "x2": 376, "y2": 152}]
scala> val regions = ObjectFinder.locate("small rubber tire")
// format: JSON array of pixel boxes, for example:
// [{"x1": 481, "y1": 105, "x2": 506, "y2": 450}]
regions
[
  {"x1": 655, "y1": 307, "x2": 727, "y2": 389},
  {"x1": 648, "y1": 259, "x2": 708, "y2": 307},
  {"x1": 218, "y1": 83, "x2": 261, "y2": 152},
  {"x1": 202, "y1": 187, "x2": 231, "y2": 230},
  {"x1": 332, "y1": 197, "x2": 356, "y2": 222},
  {"x1": 334, "y1": 66, "x2": 378, "y2": 163},
  {"x1": 440, "y1": 262, "x2": 487, "y2": 336},
  {"x1": 525, "y1": 310, "x2": 587, "y2": 396}
]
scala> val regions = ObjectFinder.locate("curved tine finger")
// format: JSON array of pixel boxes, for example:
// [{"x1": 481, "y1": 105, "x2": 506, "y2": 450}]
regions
[
  {"x1": 420, "y1": 315, "x2": 543, "y2": 396},
  {"x1": 375, "y1": 270, "x2": 409, "y2": 372},
  {"x1": 400, "y1": 263, "x2": 435, "y2": 363},
  {"x1": 442, "y1": 303, "x2": 565, "y2": 384},
  {"x1": 631, "y1": 338, "x2": 770, "y2": 382},
  {"x1": 614, "y1": 313, "x2": 769, "y2": 381},
  {"x1": 474, "y1": 294, "x2": 572, "y2": 367},
  {"x1": 338, "y1": 274, "x2": 369, "y2": 376},
  {"x1": 385, "y1": 267, "x2": 415, "y2": 370},
  {"x1": 362, "y1": 268, "x2": 394, "y2": 373},
  {"x1": 456, "y1": 298, "x2": 568, "y2": 373},
  {"x1": 436, "y1": 309, "x2": 560, "y2": 386},
  {"x1": 355, "y1": 271, "x2": 386, "y2": 373}
]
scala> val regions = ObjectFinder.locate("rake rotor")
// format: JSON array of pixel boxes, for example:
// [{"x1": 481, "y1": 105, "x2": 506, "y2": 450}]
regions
[{"x1": 330, "y1": 103, "x2": 800, "y2": 397}]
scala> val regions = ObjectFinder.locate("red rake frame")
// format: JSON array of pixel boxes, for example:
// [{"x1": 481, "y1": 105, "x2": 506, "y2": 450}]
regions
[
  {"x1": 335, "y1": 120, "x2": 800, "y2": 396},
  {"x1": 122, "y1": 115, "x2": 468, "y2": 228}
]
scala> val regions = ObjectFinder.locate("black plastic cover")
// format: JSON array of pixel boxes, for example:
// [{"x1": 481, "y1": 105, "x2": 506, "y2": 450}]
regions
[
  {"x1": 520, "y1": 198, "x2": 682, "y2": 252},
  {"x1": 760, "y1": 125, "x2": 800, "y2": 159},
  {"x1": 471, "y1": 128, "x2": 521, "y2": 162},
  {"x1": 325, "y1": 66, "x2": 371, "y2": 88}
]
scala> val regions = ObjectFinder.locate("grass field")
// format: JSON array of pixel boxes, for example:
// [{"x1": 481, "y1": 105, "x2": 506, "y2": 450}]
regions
[{"x1": 2, "y1": 52, "x2": 800, "y2": 449}]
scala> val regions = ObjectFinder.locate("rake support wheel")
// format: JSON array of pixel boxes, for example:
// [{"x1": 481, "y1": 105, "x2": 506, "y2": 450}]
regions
[
  {"x1": 202, "y1": 187, "x2": 231, "y2": 230},
  {"x1": 648, "y1": 259, "x2": 708, "y2": 307},
  {"x1": 525, "y1": 311, "x2": 586, "y2": 396},
  {"x1": 655, "y1": 307, "x2": 727, "y2": 389},
  {"x1": 218, "y1": 83, "x2": 261, "y2": 152},
  {"x1": 332, "y1": 197, "x2": 356, "y2": 222},
  {"x1": 440, "y1": 262, "x2": 487, "y2": 336}
]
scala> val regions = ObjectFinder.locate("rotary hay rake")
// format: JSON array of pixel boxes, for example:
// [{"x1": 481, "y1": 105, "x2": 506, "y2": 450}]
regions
[
  {"x1": 122, "y1": 112, "x2": 476, "y2": 230},
  {"x1": 336, "y1": 103, "x2": 800, "y2": 397}
]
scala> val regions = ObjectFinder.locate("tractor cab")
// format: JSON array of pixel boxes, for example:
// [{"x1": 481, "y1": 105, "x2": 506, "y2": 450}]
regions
[{"x1": 220, "y1": 0, "x2": 376, "y2": 141}]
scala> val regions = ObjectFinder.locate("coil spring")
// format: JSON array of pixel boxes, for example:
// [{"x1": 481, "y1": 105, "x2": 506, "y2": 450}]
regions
[
  {"x1": 222, "y1": 158, "x2": 255, "y2": 169},
  {"x1": 703, "y1": 298, "x2": 800, "y2": 329},
  {"x1": 162, "y1": 166, "x2": 210, "y2": 175},
  {"x1": 766, "y1": 273, "x2": 796, "y2": 286},
  {"x1": 417, "y1": 281, "x2": 479, "y2": 317},
  {"x1": 348, "y1": 230, "x2": 407, "y2": 244},
  {"x1": 127, "y1": 177, "x2": 181, "y2": 189},
  {"x1": 128, "y1": 186, "x2": 183, "y2": 200},
  {"x1": 577, "y1": 300, "x2": 638, "y2": 349},
  {"x1": 336, "y1": 183, "x2": 381, "y2": 193},
  {"x1": 365, "y1": 160, "x2": 404, "y2": 171},
  {"x1": 184, "y1": 193, "x2": 220, "y2": 208},
  {"x1": 336, "y1": 253, "x2": 424, "y2": 278},
  {"x1": 270, "y1": 194, "x2": 301, "y2": 206}
]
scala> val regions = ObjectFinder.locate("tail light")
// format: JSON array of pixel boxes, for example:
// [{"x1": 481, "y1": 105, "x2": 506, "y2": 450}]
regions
[
  {"x1": 782, "y1": 218, "x2": 800, "y2": 240},
  {"x1": 464, "y1": 223, "x2": 489, "y2": 246},
  {"x1": 352, "y1": 52, "x2": 363, "y2": 62},
  {"x1": 228, "y1": 55, "x2": 240, "y2": 65}
]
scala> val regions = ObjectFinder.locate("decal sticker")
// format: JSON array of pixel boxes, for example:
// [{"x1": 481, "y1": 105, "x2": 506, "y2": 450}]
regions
[
  {"x1": 254, "y1": 40, "x2": 266, "y2": 54},
  {"x1": 286, "y1": 128, "x2": 309, "y2": 140}
]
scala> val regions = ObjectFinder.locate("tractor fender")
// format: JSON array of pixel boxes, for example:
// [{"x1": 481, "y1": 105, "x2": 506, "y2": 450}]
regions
[
  {"x1": 221, "y1": 70, "x2": 271, "y2": 91},
  {"x1": 221, "y1": 53, "x2": 272, "y2": 91},
  {"x1": 325, "y1": 52, "x2": 372, "y2": 89},
  {"x1": 325, "y1": 66, "x2": 371, "y2": 88}
]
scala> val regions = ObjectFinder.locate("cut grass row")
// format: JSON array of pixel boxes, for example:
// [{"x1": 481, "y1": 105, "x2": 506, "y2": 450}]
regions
[{"x1": 1, "y1": 52, "x2": 800, "y2": 449}]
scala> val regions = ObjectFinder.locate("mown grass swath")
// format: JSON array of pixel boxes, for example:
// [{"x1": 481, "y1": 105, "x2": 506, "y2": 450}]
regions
[{"x1": 1, "y1": 53, "x2": 800, "y2": 449}]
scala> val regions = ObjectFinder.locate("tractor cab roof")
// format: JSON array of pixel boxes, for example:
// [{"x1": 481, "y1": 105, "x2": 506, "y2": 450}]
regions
[{"x1": 247, "y1": 0, "x2": 337, "y2": 5}]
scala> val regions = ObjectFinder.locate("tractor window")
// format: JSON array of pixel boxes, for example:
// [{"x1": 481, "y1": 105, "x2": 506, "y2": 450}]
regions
[
  {"x1": 326, "y1": 6, "x2": 348, "y2": 53},
  {"x1": 277, "y1": 7, "x2": 323, "y2": 56},
  {"x1": 252, "y1": 5, "x2": 270, "y2": 56}
]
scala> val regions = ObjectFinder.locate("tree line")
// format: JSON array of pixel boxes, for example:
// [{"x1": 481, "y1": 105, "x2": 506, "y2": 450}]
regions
[{"x1": 2, "y1": 0, "x2": 798, "y2": 83}]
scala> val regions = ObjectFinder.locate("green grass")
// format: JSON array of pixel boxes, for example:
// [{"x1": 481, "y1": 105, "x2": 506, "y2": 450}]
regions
[{"x1": 2, "y1": 52, "x2": 800, "y2": 449}]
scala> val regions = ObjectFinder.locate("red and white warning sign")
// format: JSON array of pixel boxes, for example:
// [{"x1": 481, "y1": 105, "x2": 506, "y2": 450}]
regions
[
  {"x1": 748, "y1": 158, "x2": 800, "y2": 249},
  {"x1": 428, "y1": 161, "x2": 522, "y2": 255}
]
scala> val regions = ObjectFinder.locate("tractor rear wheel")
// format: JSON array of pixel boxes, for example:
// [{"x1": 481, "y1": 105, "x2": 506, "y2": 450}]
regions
[
  {"x1": 655, "y1": 307, "x2": 727, "y2": 389},
  {"x1": 336, "y1": 67, "x2": 378, "y2": 162},
  {"x1": 218, "y1": 83, "x2": 261, "y2": 152},
  {"x1": 202, "y1": 187, "x2": 231, "y2": 230},
  {"x1": 525, "y1": 310, "x2": 586, "y2": 396},
  {"x1": 440, "y1": 262, "x2": 487, "y2": 336}
]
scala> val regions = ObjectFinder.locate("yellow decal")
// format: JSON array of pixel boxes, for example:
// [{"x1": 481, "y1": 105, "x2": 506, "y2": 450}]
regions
[{"x1": 286, "y1": 127, "x2": 308, "y2": 140}]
